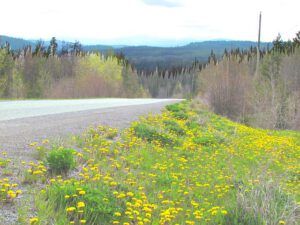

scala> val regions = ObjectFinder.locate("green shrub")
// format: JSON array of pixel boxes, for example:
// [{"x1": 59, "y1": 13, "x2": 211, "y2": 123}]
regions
[
  {"x1": 172, "y1": 111, "x2": 189, "y2": 120},
  {"x1": 166, "y1": 102, "x2": 189, "y2": 120},
  {"x1": 133, "y1": 123, "x2": 175, "y2": 146},
  {"x1": 193, "y1": 132, "x2": 225, "y2": 146},
  {"x1": 166, "y1": 103, "x2": 184, "y2": 113},
  {"x1": 165, "y1": 102, "x2": 188, "y2": 113},
  {"x1": 193, "y1": 135, "x2": 216, "y2": 145},
  {"x1": 185, "y1": 120, "x2": 200, "y2": 129},
  {"x1": 46, "y1": 147, "x2": 75, "y2": 174},
  {"x1": 163, "y1": 120, "x2": 185, "y2": 135}
]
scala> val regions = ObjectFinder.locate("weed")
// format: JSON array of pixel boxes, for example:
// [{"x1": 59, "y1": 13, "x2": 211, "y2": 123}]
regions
[
  {"x1": 46, "y1": 147, "x2": 76, "y2": 174},
  {"x1": 0, "y1": 157, "x2": 10, "y2": 168},
  {"x1": 133, "y1": 123, "x2": 175, "y2": 146},
  {"x1": 163, "y1": 119, "x2": 185, "y2": 135},
  {"x1": 40, "y1": 182, "x2": 125, "y2": 225},
  {"x1": 225, "y1": 180, "x2": 299, "y2": 225}
]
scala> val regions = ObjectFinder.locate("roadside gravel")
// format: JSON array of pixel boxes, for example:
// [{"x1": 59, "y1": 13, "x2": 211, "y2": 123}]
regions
[{"x1": 0, "y1": 99, "x2": 180, "y2": 160}]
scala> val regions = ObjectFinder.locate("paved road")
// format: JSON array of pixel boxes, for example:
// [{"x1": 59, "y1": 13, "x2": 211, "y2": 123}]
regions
[
  {"x1": 0, "y1": 99, "x2": 181, "y2": 160},
  {"x1": 0, "y1": 98, "x2": 178, "y2": 121}
]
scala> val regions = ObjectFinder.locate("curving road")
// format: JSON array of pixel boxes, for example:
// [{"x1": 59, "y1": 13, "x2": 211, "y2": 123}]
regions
[{"x1": 0, "y1": 99, "x2": 181, "y2": 160}]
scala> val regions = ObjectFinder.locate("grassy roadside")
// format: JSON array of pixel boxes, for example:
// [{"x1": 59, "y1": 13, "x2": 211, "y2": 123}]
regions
[{"x1": 1, "y1": 101, "x2": 299, "y2": 225}]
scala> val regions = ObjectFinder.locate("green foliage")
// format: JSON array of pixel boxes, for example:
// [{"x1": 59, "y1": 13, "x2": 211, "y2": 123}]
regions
[
  {"x1": 42, "y1": 182, "x2": 124, "y2": 225},
  {"x1": 166, "y1": 103, "x2": 186, "y2": 113},
  {"x1": 166, "y1": 103, "x2": 189, "y2": 120},
  {"x1": 0, "y1": 48, "x2": 14, "y2": 97},
  {"x1": 224, "y1": 181, "x2": 299, "y2": 225},
  {"x1": 88, "y1": 125, "x2": 118, "y2": 140},
  {"x1": 0, "y1": 41, "x2": 147, "y2": 99},
  {"x1": 133, "y1": 123, "x2": 175, "y2": 146},
  {"x1": 0, "y1": 157, "x2": 10, "y2": 168},
  {"x1": 172, "y1": 111, "x2": 189, "y2": 120},
  {"x1": 46, "y1": 147, "x2": 75, "y2": 174},
  {"x1": 34, "y1": 145, "x2": 49, "y2": 161},
  {"x1": 163, "y1": 119, "x2": 185, "y2": 135}
]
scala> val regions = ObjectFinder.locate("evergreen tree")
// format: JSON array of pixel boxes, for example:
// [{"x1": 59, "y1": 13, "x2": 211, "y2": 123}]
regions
[
  {"x1": 48, "y1": 37, "x2": 58, "y2": 56},
  {"x1": 71, "y1": 41, "x2": 82, "y2": 56},
  {"x1": 273, "y1": 34, "x2": 284, "y2": 53},
  {"x1": 293, "y1": 31, "x2": 300, "y2": 47}
]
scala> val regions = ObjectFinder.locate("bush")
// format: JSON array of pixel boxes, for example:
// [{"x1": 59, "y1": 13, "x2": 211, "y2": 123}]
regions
[
  {"x1": 46, "y1": 147, "x2": 76, "y2": 174},
  {"x1": 166, "y1": 103, "x2": 185, "y2": 113},
  {"x1": 173, "y1": 111, "x2": 189, "y2": 120},
  {"x1": 166, "y1": 102, "x2": 189, "y2": 120},
  {"x1": 163, "y1": 120, "x2": 185, "y2": 135},
  {"x1": 133, "y1": 123, "x2": 175, "y2": 146}
]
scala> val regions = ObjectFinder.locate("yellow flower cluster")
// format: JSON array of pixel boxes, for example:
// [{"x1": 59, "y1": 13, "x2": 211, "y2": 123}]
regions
[
  {"x1": 0, "y1": 178, "x2": 22, "y2": 203},
  {"x1": 0, "y1": 152, "x2": 11, "y2": 168},
  {"x1": 23, "y1": 161, "x2": 47, "y2": 184}
]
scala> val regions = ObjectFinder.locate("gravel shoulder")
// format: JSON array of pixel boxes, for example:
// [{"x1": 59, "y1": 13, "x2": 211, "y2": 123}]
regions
[{"x1": 0, "y1": 100, "x2": 180, "y2": 160}]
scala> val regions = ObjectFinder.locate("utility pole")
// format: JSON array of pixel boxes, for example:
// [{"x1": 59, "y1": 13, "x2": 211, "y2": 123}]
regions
[{"x1": 255, "y1": 12, "x2": 262, "y2": 78}]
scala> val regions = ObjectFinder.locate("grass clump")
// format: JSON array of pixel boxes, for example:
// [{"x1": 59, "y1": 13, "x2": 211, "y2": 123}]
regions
[
  {"x1": 166, "y1": 102, "x2": 189, "y2": 120},
  {"x1": 163, "y1": 119, "x2": 185, "y2": 135},
  {"x1": 133, "y1": 123, "x2": 176, "y2": 146},
  {"x1": 165, "y1": 102, "x2": 187, "y2": 113},
  {"x1": 46, "y1": 147, "x2": 76, "y2": 174},
  {"x1": 225, "y1": 180, "x2": 299, "y2": 225},
  {"x1": 23, "y1": 162, "x2": 47, "y2": 184},
  {"x1": 0, "y1": 157, "x2": 10, "y2": 168},
  {"x1": 37, "y1": 182, "x2": 126, "y2": 225}
]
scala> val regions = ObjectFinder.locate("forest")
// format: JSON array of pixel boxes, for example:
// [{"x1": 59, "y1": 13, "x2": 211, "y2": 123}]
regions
[
  {"x1": 198, "y1": 32, "x2": 300, "y2": 130},
  {"x1": 0, "y1": 38, "x2": 146, "y2": 99},
  {"x1": 0, "y1": 32, "x2": 300, "y2": 130}
]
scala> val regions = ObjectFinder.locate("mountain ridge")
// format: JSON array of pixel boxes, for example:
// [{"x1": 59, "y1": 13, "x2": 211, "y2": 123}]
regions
[{"x1": 0, "y1": 35, "x2": 272, "y2": 71}]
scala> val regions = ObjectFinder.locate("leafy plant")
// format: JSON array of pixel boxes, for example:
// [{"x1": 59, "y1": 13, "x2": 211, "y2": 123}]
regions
[
  {"x1": 166, "y1": 103, "x2": 185, "y2": 113},
  {"x1": 46, "y1": 147, "x2": 76, "y2": 174},
  {"x1": 0, "y1": 157, "x2": 10, "y2": 168},
  {"x1": 42, "y1": 182, "x2": 125, "y2": 225},
  {"x1": 163, "y1": 120, "x2": 185, "y2": 135},
  {"x1": 133, "y1": 123, "x2": 175, "y2": 146}
]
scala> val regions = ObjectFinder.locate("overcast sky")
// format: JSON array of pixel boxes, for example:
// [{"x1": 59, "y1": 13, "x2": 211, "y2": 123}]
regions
[{"x1": 1, "y1": 0, "x2": 299, "y2": 46}]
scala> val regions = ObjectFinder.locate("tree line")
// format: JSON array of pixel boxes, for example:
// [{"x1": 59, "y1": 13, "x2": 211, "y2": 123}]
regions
[
  {"x1": 197, "y1": 31, "x2": 300, "y2": 130},
  {"x1": 0, "y1": 38, "x2": 146, "y2": 99}
]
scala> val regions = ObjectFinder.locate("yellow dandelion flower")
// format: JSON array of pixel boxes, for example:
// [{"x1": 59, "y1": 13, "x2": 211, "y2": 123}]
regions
[
  {"x1": 29, "y1": 217, "x2": 39, "y2": 224},
  {"x1": 77, "y1": 201, "x2": 85, "y2": 208}
]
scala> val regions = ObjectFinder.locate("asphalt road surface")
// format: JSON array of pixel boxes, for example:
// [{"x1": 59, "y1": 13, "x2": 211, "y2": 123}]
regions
[{"x1": 0, "y1": 99, "x2": 181, "y2": 160}]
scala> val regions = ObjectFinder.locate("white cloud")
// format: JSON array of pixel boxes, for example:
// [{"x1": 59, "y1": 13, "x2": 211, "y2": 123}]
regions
[
  {"x1": 0, "y1": 0, "x2": 299, "y2": 45},
  {"x1": 141, "y1": 0, "x2": 182, "y2": 7}
]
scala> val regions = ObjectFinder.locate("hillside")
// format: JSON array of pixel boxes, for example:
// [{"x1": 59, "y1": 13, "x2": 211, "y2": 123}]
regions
[
  {"x1": 87, "y1": 41, "x2": 271, "y2": 71},
  {"x1": 1, "y1": 101, "x2": 298, "y2": 225},
  {"x1": 0, "y1": 35, "x2": 34, "y2": 49}
]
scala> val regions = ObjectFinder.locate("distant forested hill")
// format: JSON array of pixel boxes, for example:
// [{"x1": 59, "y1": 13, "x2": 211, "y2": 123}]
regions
[
  {"x1": 1, "y1": 35, "x2": 271, "y2": 71},
  {"x1": 0, "y1": 35, "x2": 34, "y2": 49},
  {"x1": 83, "y1": 41, "x2": 271, "y2": 71}
]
